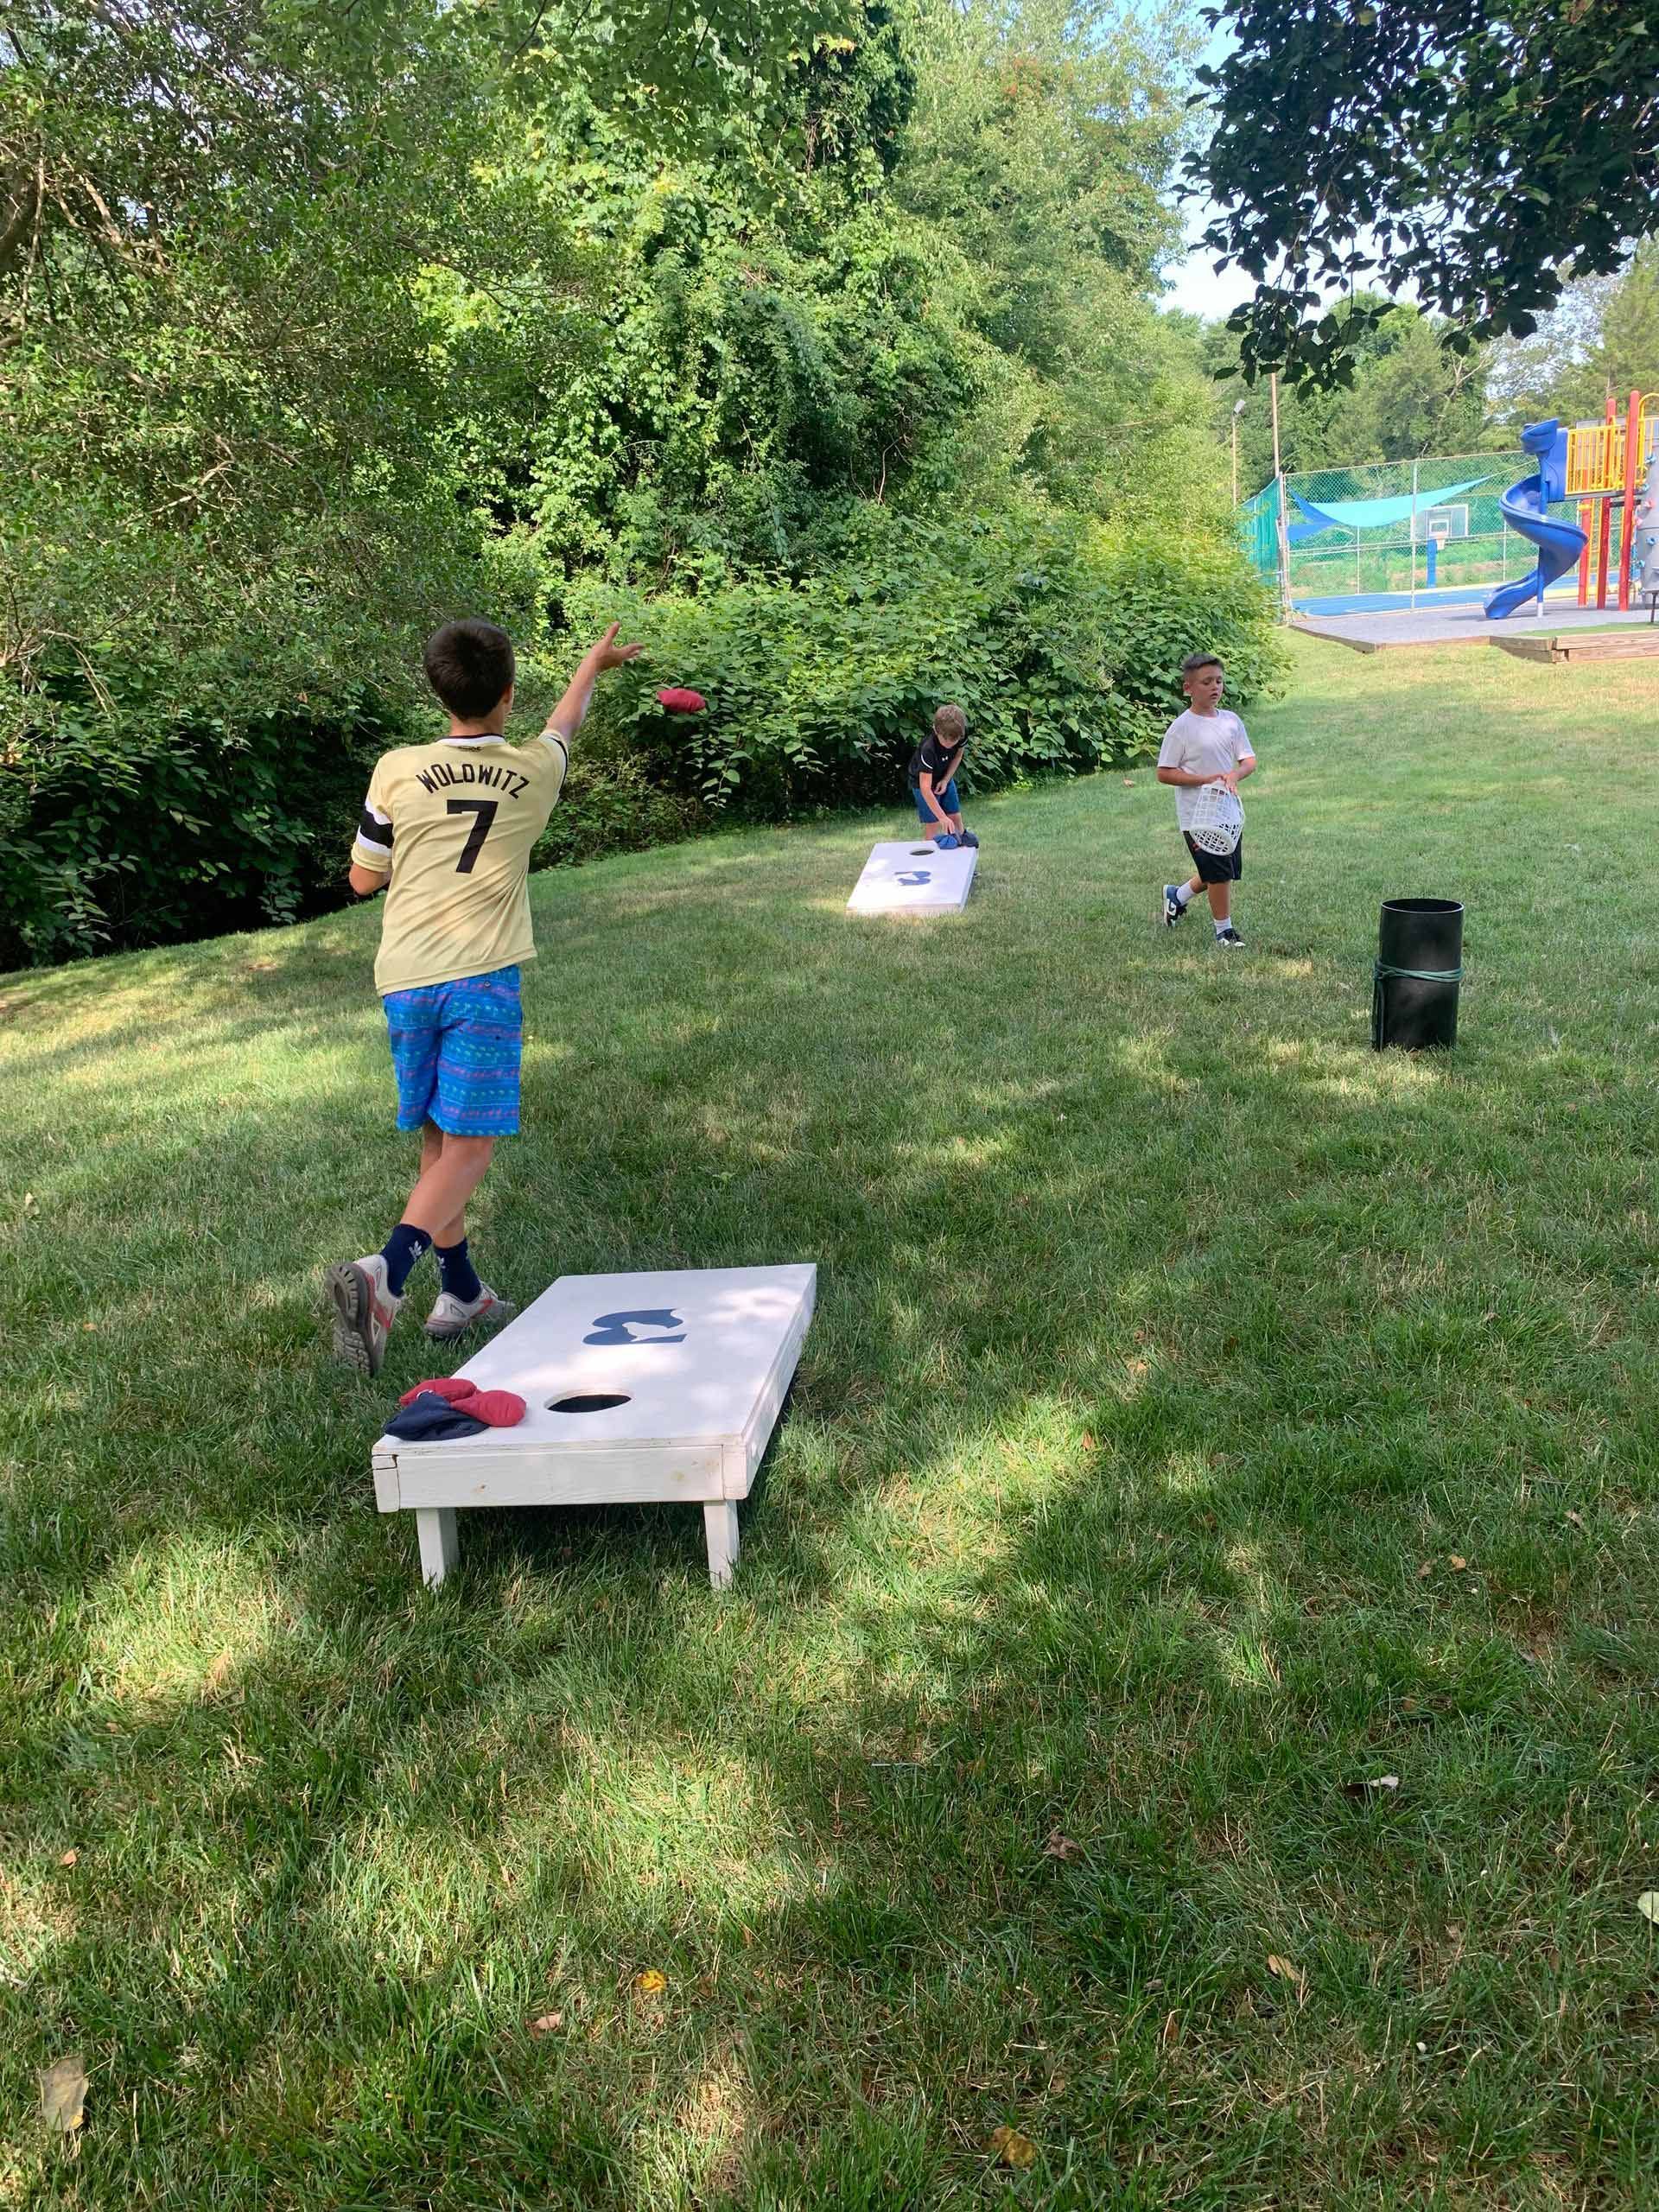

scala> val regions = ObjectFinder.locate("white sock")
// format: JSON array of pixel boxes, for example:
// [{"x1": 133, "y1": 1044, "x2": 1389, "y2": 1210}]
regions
[
  {"x1": 1174, "y1": 882, "x2": 1194, "y2": 906},
  {"x1": 1214, "y1": 916, "x2": 1231, "y2": 936}
]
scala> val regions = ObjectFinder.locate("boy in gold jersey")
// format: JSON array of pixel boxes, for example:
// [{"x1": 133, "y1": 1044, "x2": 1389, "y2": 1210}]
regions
[{"x1": 327, "y1": 617, "x2": 641, "y2": 1376}]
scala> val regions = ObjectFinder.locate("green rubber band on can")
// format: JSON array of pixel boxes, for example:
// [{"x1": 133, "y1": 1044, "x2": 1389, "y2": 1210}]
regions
[{"x1": 1372, "y1": 957, "x2": 1465, "y2": 1049}]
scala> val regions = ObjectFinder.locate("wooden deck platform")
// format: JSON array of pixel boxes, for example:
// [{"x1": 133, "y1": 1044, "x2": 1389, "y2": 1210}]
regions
[{"x1": 1490, "y1": 628, "x2": 1659, "y2": 664}]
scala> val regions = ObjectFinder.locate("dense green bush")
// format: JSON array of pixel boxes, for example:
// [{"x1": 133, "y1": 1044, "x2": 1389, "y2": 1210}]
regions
[
  {"x1": 0, "y1": 677, "x2": 398, "y2": 969},
  {"x1": 0, "y1": 491, "x2": 523, "y2": 969},
  {"x1": 0, "y1": 682, "x2": 706, "y2": 969},
  {"x1": 0, "y1": 503, "x2": 1278, "y2": 969},
  {"x1": 563, "y1": 507, "x2": 1285, "y2": 817},
  {"x1": 1091, "y1": 526, "x2": 1289, "y2": 732},
  {"x1": 530, "y1": 741, "x2": 703, "y2": 871}
]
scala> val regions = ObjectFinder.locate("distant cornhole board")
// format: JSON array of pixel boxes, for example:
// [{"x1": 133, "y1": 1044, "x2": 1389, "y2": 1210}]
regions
[
  {"x1": 372, "y1": 1263, "x2": 816, "y2": 1590},
  {"x1": 847, "y1": 840, "x2": 977, "y2": 916}
]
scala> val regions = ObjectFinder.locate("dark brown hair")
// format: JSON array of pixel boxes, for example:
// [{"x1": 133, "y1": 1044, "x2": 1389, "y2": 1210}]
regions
[
  {"x1": 1180, "y1": 653, "x2": 1224, "y2": 677},
  {"x1": 423, "y1": 620, "x2": 516, "y2": 719}
]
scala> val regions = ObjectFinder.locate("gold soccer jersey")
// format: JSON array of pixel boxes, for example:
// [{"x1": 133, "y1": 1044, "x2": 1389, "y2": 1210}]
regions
[{"x1": 350, "y1": 732, "x2": 569, "y2": 995}]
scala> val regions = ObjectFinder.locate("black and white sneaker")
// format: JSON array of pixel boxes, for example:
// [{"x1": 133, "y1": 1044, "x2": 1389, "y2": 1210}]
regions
[
  {"x1": 1214, "y1": 925, "x2": 1245, "y2": 949},
  {"x1": 1162, "y1": 884, "x2": 1186, "y2": 928}
]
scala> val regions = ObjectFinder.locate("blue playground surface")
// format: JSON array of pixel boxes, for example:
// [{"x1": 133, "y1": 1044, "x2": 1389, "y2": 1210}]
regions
[{"x1": 1298, "y1": 581, "x2": 1581, "y2": 617}]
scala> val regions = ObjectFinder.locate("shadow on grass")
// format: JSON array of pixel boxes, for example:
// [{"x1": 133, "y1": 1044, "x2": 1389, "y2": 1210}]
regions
[{"x1": 5, "y1": 741, "x2": 1659, "y2": 2202}]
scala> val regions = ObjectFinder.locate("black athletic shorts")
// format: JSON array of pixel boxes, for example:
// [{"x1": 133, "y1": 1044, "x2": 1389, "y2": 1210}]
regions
[{"x1": 1184, "y1": 831, "x2": 1243, "y2": 886}]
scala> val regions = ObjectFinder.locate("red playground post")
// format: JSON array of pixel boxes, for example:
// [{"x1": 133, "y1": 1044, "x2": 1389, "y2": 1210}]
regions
[
  {"x1": 1593, "y1": 391, "x2": 1616, "y2": 607},
  {"x1": 1620, "y1": 389, "x2": 1643, "y2": 611}
]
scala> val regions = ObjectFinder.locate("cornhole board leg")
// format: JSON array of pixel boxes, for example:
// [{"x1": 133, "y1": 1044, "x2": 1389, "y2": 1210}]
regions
[
  {"x1": 703, "y1": 1501, "x2": 740, "y2": 1589},
  {"x1": 417, "y1": 1506, "x2": 459, "y2": 1586}
]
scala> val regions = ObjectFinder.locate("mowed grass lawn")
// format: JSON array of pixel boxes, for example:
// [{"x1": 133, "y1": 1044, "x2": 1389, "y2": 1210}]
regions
[{"x1": 4, "y1": 632, "x2": 1659, "y2": 2210}]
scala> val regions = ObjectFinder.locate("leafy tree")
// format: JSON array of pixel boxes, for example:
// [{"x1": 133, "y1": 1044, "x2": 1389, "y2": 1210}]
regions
[
  {"x1": 1194, "y1": 297, "x2": 1498, "y2": 487},
  {"x1": 417, "y1": 10, "x2": 975, "y2": 587},
  {"x1": 896, "y1": 0, "x2": 1223, "y2": 526},
  {"x1": 1, "y1": 0, "x2": 1280, "y2": 964},
  {"x1": 504, "y1": 0, "x2": 860, "y2": 142},
  {"x1": 1189, "y1": 0, "x2": 1659, "y2": 387},
  {"x1": 1490, "y1": 241, "x2": 1659, "y2": 429}
]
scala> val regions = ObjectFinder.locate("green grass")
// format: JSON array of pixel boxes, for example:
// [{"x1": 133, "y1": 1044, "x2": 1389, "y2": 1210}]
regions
[
  {"x1": 1541, "y1": 619, "x2": 1659, "y2": 636},
  {"x1": 4, "y1": 632, "x2": 1659, "y2": 2209}
]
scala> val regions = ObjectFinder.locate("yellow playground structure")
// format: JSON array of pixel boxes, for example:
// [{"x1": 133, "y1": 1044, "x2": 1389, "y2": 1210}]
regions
[{"x1": 1562, "y1": 391, "x2": 1659, "y2": 611}]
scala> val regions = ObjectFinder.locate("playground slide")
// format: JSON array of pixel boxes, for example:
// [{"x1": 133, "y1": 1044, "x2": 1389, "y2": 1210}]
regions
[{"x1": 1485, "y1": 417, "x2": 1586, "y2": 620}]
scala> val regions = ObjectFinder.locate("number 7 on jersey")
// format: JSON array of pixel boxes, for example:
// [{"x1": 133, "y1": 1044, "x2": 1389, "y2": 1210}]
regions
[{"x1": 447, "y1": 797, "x2": 499, "y2": 874}]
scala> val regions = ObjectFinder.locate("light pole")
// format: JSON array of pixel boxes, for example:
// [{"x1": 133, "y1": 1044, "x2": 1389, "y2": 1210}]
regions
[
  {"x1": 1230, "y1": 397, "x2": 1247, "y2": 505},
  {"x1": 1269, "y1": 372, "x2": 1293, "y2": 624}
]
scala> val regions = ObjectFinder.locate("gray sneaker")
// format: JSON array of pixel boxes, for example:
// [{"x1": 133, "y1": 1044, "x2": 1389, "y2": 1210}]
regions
[
  {"x1": 424, "y1": 1285, "x2": 517, "y2": 1342},
  {"x1": 326, "y1": 1254, "x2": 403, "y2": 1376}
]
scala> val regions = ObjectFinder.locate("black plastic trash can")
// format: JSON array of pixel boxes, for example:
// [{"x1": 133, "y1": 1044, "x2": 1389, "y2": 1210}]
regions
[{"x1": 1373, "y1": 898, "x2": 1463, "y2": 1050}]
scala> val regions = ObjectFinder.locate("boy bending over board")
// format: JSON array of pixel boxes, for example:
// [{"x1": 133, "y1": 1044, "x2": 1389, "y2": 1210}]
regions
[
  {"x1": 327, "y1": 618, "x2": 641, "y2": 1376},
  {"x1": 907, "y1": 703, "x2": 979, "y2": 849}
]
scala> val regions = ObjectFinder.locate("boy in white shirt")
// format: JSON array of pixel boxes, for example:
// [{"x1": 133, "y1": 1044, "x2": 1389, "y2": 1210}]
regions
[{"x1": 1157, "y1": 652, "x2": 1256, "y2": 948}]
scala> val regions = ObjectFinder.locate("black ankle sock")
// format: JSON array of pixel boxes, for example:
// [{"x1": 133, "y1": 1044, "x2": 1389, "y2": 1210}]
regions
[
  {"x1": 435, "y1": 1238, "x2": 482, "y2": 1304},
  {"x1": 380, "y1": 1223, "x2": 433, "y2": 1296}
]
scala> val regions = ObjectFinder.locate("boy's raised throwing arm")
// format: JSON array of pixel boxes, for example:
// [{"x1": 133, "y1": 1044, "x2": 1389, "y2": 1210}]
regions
[{"x1": 543, "y1": 622, "x2": 643, "y2": 747}]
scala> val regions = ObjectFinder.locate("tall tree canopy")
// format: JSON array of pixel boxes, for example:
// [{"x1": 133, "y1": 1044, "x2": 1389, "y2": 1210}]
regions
[
  {"x1": 1488, "y1": 240, "x2": 1659, "y2": 429},
  {"x1": 1, "y1": 0, "x2": 1282, "y2": 967},
  {"x1": 1190, "y1": 0, "x2": 1659, "y2": 387},
  {"x1": 1191, "y1": 295, "x2": 1500, "y2": 486}
]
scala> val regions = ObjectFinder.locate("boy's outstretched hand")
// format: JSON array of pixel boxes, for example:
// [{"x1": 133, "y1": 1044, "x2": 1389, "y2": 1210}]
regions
[
  {"x1": 547, "y1": 623, "x2": 645, "y2": 743},
  {"x1": 590, "y1": 622, "x2": 643, "y2": 671}
]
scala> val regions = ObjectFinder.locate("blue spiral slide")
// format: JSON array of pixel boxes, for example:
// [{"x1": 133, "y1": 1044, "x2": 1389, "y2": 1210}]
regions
[{"x1": 1485, "y1": 416, "x2": 1586, "y2": 620}]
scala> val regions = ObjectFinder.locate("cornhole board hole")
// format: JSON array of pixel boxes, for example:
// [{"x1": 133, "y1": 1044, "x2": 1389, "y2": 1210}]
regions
[
  {"x1": 847, "y1": 840, "x2": 977, "y2": 915},
  {"x1": 372, "y1": 1263, "x2": 816, "y2": 1590}
]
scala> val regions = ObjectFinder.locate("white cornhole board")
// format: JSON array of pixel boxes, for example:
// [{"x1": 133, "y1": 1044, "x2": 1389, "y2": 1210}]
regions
[
  {"x1": 847, "y1": 840, "x2": 977, "y2": 915},
  {"x1": 372, "y1": 1263, "x2": 816, "y2": 1590}
]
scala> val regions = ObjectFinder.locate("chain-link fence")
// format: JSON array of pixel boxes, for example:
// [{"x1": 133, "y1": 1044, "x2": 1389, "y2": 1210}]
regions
[{"x1": 1235, "y1": 451, "x2": 1616, "y2": 613}]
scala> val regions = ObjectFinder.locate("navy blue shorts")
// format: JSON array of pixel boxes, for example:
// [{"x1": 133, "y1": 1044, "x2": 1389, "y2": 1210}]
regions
[
  {"x1": 912, "y1": 778, "x2": 960, "y2": 824},
  {"x1": 1184, "y1": 832, "x2": 1243, "y2": 886}
]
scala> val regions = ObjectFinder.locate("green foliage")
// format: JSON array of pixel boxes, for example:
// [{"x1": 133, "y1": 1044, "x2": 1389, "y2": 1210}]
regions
[
  {"x1": 528, "y1": 739, "x2": 703, "y2": 872},
  {"x1": 0, "y1": 670, "x2": 397, "y2": 968},
  {"x1": 562, "y1": 510, "x2": 1283, "y2": 817},
  {"x1": 1191, "y1": 0, "x2": 1659, "y2": 388},
  {"x1": 1091, "y1": 528, "x2": 1287, "y2": 728},
  {"x1": 1490, "y1": 241, "x2": 1659, "y2": 432},
  {"x1": 0, "y1": 471, "x2": 548, "y2": 963},
  {"x1": 456, "y1": 115, "x2": 982, "y2": 584},
  {"x1": 1, "y1": 0, "x2": 1270, "y2": 964},
  {"x1": 898, "y1": 0, "x2": 1219, "y2": 527},
  {"x1": 1195, "y1": 297, "x2": 1505, "y2": 488}
]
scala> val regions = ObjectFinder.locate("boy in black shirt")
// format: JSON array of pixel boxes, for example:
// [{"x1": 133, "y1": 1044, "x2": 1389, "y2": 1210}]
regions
[{"x1": 906, "y1": 704, "x2": 976, "y2": 849}]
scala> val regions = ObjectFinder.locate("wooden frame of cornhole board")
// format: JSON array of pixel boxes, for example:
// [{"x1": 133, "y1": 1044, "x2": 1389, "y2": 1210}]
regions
[
  {"x1": 372, "y1": 1263, "x2": 815, "y2": 1590},
  {"x1": 847, "y1": 840, "x2": 977, "y2": 915}
]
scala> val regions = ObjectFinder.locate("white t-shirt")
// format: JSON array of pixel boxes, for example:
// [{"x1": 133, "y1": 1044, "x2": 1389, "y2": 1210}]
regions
[{"x1": 1156, "y1": 709, "x2": 1255, "y2": 832}]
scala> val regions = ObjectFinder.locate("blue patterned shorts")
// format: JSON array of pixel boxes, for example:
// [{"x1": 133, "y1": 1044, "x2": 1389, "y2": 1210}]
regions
[{"x1": 383, "y1": 966, "x2": 522, "y2": 1137}]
